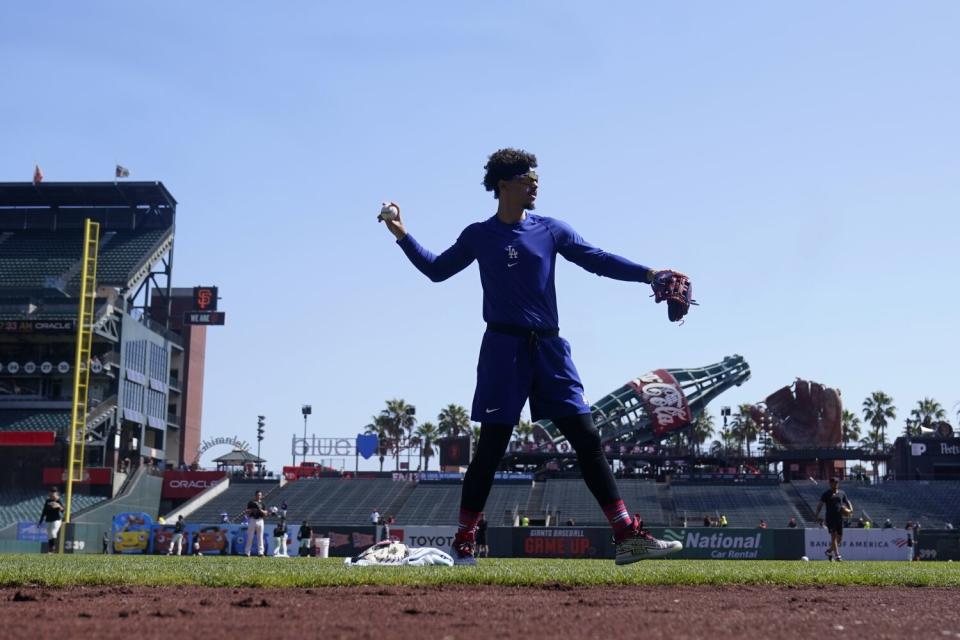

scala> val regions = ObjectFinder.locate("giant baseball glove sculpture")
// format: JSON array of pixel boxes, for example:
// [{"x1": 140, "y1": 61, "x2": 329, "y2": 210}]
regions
[{"x1": 750, "y1": 379, "x2": 843, "y2": 447}]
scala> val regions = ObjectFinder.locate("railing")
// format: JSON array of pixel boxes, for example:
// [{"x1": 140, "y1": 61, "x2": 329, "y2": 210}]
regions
[
  {"x1": 168, "y1": 375, "x2": 180, "y2": 390},
  {"x1": 167, "y1": 411, "x2": 180, "y2": 426}
]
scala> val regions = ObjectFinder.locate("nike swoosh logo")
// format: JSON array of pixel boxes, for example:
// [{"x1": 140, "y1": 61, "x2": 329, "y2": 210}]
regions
[
  {"x1": 485, "y1": 408, "x2": 500, "y2": 413},
  {"x1": 507, "y1": 262, "x2": 518, "y2": 267}
]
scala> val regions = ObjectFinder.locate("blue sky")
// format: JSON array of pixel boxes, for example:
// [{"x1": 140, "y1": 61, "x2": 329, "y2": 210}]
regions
[{"x1": 2, "y1": 2, "x2": 958, "y2": 470}]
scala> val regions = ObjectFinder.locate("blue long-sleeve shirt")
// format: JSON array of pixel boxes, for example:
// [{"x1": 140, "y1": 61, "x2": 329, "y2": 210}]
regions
[{"x1": 397, "y1": 214, "x2": 652, "y2": 329}]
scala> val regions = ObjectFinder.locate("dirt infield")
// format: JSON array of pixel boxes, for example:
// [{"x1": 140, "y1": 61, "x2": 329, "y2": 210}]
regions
[{"x1": 4, "y1": 585, "x2": 959, "y2": 639}]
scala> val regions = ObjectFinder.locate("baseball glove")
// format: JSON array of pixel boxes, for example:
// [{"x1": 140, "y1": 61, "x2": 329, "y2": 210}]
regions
[{"x1": 651, "y1": 270, "x2": 696, "y2": 322}]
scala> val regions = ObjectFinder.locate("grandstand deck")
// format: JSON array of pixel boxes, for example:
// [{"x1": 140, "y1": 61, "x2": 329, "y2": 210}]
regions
[
  {"x1": 793, "y1": 480, "x2": 960, "y2": 528},
  {"x1": 188, "y1": 481, "x2": 279, "y2": 524},
  {"x1": 541, "y1": 479, "x2": 665, "y2": 526},
  {"x1": 670, "y1": 484, "x2": 800, "y2": 528},
  {"x1": 0, "y1": 489, "x2": 106, "y2": 529}
]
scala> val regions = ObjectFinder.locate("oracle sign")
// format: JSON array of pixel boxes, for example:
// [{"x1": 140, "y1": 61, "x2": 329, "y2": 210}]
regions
[{"x1": 161, "y1": 471, "x2": 226, "y2": 499}]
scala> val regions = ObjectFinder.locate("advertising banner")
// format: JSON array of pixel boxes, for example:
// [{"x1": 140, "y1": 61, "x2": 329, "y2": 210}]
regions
[
  {"x1": 804, "y1": 528, "x2": 913, "y2": 561},
  {"x1": 312, "y1": 526, "x2": 377, "y2": 557},
  {"x1": 917, "y1": 531, "x2": 960, "y2": 561},
  {"x1": 627, "y1": 369, "x2": 691, "y2": 436},
  {"x1": 161, "y1": 471, "x2": 226, "y2": 499},
  {"x1": 43, "y1": 467, "x2": 113, "y2": 486},
  {"x1": 111, "y1": 512, "x2": 153, "y2": 555},
  {"x1": 512, "y1": 527, "x2": 615, "y2": 559},
  {"x1": 391, "y1": 526, "x2": 458, "y2": 550},
  {"x1": 651, "y1": 527, "x2": 776, "y2": 560},
  {"x1": 17, "y1": 522, "x2": 49, "y2": 542}
]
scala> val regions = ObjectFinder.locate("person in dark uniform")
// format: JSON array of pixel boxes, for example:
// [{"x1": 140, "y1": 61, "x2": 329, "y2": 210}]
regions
[
  {"x1": 815, "y1": 476, "x2": 853, "y2": 561},
  {"x1": 244, "y1": 490, "x2": 269, "y2": 557},
  {"x1": 476, "y1": 513, "x2": 489, "y2": 558},
  {"x1": 297, "y1": 520, "x2": 313, "y2": 557},
  {"x1": 38, "y1": 489, "x2": 64, "y2": 554}
]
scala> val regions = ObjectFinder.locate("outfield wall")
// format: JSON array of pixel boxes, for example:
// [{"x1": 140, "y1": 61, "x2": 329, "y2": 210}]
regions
[{"x1": 11, "y1": 522, "x2": 959, "y2": 560}]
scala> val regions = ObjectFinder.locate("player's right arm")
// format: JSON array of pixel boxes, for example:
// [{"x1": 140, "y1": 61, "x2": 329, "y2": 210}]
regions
[{"x1": 380, "y1": 202, "x2": 475, "y2": 282}]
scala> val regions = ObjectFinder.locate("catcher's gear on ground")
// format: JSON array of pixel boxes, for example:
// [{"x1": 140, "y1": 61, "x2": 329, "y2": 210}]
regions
[{"x1": 650, "y1": 270, "x2": 695, "y2": 322}]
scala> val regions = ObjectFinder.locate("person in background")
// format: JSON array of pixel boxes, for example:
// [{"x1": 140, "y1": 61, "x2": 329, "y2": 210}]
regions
[
  {"x1": 297, "y1": 520, "x2": 313, "y2": 557},
  {"x1": 883, "y1": 518, "x2": 893, "y2": 529},
  {"x1": 787, "y1": 517, "x2": 797, "y2": 528},
  {"x1": 719, "y1": 514, "x2": 728, "y2": 527},
  {"x1": 703, "y1": 514, "x2": 712, "y2": 527},
  {"x1": 520, "y1": 514, "x2": 530, "y2": 527},
  {"x1": 273, "y1": 517, "x2": 289, "y2": 557},
  {"x1": 38, "y1": 489, "x2": 64, "y2": 554},
  {"x1": 167, "y1": 515, "x2": 186, "y2": 556},
  {"x1": 220, "y1": 512, "x2": 230, "y2": 524},
  {"x1": 370, "y1": 508, "x2": 380, "y2": 526},
  {"x1": 102, "y1": 530, "x2": 110, "y2": 554},
  {"x1": 814, "y1": 476, "x2": 852, "y2": 562},
  {"x1": 758, "y1": 519, "x2": 767, "y2": 529},
  {"x1": 244, "y1": 490, "x2": 269, "y2": 557},
  {"x1": 476, "y1": 513, "x2": 489, "y2": 558}
]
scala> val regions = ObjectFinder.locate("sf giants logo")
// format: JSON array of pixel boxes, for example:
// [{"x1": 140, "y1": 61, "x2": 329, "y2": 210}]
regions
[{"x1": 193, "y1": 286, "x2": 218, "y2": 311}]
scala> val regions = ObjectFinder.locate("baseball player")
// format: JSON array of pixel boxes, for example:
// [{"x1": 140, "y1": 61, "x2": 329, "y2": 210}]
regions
[
  {"x1": 815, "y1": 476, "x2": 853, "y2": 561},
  {"x1": 380, "y1": 148, "x2": 685, "y2": 565},
  {"x1": 167, "y1": 515, "x2": 186, "y2": 556},
  {"x1": 38, "y1": 488, "x2": 64, "y2": 554},
  {"x1": 244, "y1": 490, "x2": 268, "y2": 557}
]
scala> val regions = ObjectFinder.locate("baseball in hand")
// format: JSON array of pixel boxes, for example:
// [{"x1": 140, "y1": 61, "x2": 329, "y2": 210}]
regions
[{"x1": 379, "y1": 203, "x2": 399, "y2": 221}]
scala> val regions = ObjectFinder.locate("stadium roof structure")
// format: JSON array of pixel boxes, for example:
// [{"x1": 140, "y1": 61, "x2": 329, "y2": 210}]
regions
[{"x1": 0, "y1": 182, "x2": 176, "y2": 209}]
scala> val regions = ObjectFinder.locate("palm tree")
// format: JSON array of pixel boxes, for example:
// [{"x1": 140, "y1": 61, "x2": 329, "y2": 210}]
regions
[
  {"x1": 412, "y1": 421, "x2": 439, "y2": 471},
  {"x1": 437, "y1": 404, "x2": 471, "y2": 438},
  {"x1": 470, "y1": 424, "x2": 482, "y2": 457},
  {"x1": 379, "y1": 398, "x2": 417, "y2": 471},
  {"x1": 690, "y1": 411, "x2": 715, "y2": 455},
  {"x1": 731, "y1": 404, "x2": 759, "y2": 457},
  {"x1": 906, "y1": 397, "x2": 946, "y2": 437},
  {"x1": 364, "y1": 414, "x2": 393, "y2": 472},
  {"x1": 862, "y1": 391, "x2": 896, "y2": 452},
  {"x1": 514, "y1": 419, "x2": 535, "y2": 445},
  {"x1": 709, "y1": 440, "x2": 724, "y2": 457},
  {"x1": 841, "y1": 410, "x2": 861, "y2": 447}
]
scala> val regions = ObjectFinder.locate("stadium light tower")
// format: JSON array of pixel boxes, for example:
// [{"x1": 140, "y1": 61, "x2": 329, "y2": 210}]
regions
[
  {"x1": 256, "y1": 415, "x2": 265, "y2": 470},
  {"x1": 301, "y1": 405, "x2": 312, "y2": 466}
]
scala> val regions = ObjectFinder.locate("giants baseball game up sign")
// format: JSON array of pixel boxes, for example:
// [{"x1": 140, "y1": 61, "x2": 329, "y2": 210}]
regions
[{"x1": 627, "y1": 370, "x2": 691, "y2": 435}]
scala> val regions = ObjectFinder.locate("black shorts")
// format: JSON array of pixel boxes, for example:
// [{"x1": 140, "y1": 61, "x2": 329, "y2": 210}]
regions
[
  {"x1": 826, "y1": 517, "x2": 843, "y2": 535},
  {"x1": 476, "y1": 532, "x2": 487, "y2": 545}
]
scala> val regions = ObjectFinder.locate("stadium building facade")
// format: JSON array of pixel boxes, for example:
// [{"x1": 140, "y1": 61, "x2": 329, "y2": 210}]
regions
[{"x1": 0, "y1": 182, "x2": 207, "y2": 495}]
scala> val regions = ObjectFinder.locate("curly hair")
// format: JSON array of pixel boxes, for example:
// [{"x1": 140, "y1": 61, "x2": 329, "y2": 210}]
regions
[{"x1": 482, "y1": 148, "x2": 538, "y2": 199}]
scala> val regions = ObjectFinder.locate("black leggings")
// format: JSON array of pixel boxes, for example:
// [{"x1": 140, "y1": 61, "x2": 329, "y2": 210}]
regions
[{"x1": 460, "y1": 413, "x2": 621, "y2": 513}]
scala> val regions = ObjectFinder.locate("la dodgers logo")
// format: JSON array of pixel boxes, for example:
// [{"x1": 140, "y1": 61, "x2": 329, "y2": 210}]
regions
[{"x1": 506, "y1": 245, "x2": 519, "y2": 267}]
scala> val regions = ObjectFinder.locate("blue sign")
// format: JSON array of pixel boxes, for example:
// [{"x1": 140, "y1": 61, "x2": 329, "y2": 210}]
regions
[
  {"x1": 356, "y1": 433, "x2": 378, "y2": 460},
  {"x1": 17, "y1": 522, "x2": 48, "y2": 542}
]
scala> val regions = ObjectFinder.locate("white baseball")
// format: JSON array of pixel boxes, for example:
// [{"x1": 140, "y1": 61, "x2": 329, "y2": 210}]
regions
[{"x1": 379, "y1": 203, "x2": 399, "y2": 220}]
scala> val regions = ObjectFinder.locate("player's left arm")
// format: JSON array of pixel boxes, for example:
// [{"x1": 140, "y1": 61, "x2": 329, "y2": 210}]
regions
[{"x1": 546, "y1": 218, "x2": 657, "y2": 283}]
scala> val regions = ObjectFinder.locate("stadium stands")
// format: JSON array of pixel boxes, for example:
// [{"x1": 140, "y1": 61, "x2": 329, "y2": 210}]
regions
[
  {"x1": 0, "y1": 230, "x2": 84, "y2": 289},
  {"x1": 274, "y1": 478, "x2": 413, "y2": 526},
  {"x1": 68, "y1": 228, "x2": 169, "y2": 287},
  {"x1": 0, "y1": 489, "x2": 106, "y2": 529},
  {"x1": 0, "y1": 410, "x2": 71, "y2": 435},
  {"x1": 793, "y1": 480, "x2": 960, "y2": 528},
  {"x1": 540, "y1": 479, "x2": 664, "y2": 525},
  {"x1": 394, "y1": 483, "x2": 532, "y2": 525},
  {"x1": 188, "y1": 481, "x2": 279, "y2": 524},
  {"x1": 670, "y1": 484, "x2": 801, "y2": 528}
]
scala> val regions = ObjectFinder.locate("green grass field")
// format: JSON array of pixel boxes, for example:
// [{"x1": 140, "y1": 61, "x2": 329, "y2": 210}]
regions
[{"x1": 0, "y1": 556, "x2": 958, "y2": 589}]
